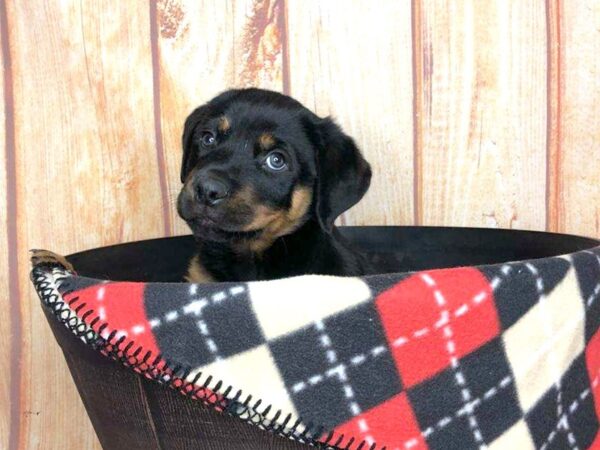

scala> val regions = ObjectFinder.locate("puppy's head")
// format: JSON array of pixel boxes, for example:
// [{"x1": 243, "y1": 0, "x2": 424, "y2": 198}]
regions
[{"x1": 177, "y1": 88, "x2": 371, "y2": 250}]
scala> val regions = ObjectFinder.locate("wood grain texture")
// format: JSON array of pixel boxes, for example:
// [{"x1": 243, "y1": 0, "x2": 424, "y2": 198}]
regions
[
  {"x1": 7, "y1": 0, "x2": 165, "y2": 448},
  {"x1": 417, "y1": 0, "x2": 547, "y2": 230},
  {"x1": 0, "y1": 5, "x2": 10, "y2": 448},
  {"x1": 2, "y1": 1, "x2": 600, "y2": 448},
  {"x1": 546, "y1": 0, "x2": 561, "y2": 233},
  {"x1": 549, "y1": 0, "x2": 600, "y2": 236},
  {"x1": 155, "y1": 0, "x2": 286, "y2": 236},
  {"x1": 286, "y1": 0, "x2": 415, "y2": 226}
]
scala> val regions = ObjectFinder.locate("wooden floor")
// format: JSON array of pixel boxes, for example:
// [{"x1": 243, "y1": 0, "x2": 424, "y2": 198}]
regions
[{"x1": 1, "y1": 0, "x2": 599, "y2": 448}]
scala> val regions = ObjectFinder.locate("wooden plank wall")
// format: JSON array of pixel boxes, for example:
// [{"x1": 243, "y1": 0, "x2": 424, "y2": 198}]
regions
[
  {"x1": 1, "y1": 1, "x2": 599, "y2": 448},
  {"x1": 416, "y1": 1, "x2": 548, "y2": 229}
]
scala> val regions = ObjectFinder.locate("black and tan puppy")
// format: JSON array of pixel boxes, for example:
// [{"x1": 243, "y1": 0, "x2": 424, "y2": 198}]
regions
[{"x1": 177, "y1": 88, "x2": 373, "y2": 283}]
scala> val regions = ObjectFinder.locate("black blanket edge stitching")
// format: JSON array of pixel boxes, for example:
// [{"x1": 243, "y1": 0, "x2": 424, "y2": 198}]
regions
[{"x1": 30, "y1": 265, "x2": 384, "y2": 450}]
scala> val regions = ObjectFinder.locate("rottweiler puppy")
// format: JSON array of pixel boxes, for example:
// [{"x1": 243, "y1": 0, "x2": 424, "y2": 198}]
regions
[{"x1": 177, "y1": 88, "x2": 373, "y2": 282}]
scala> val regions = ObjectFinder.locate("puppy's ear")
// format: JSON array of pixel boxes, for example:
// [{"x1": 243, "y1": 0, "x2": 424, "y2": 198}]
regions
[
  {"x1": 308, "y1": 117, "x2": 372, "y2": 232},
  {"x1": 181, "y1": 105, "x2": 208, "y2": 183}
]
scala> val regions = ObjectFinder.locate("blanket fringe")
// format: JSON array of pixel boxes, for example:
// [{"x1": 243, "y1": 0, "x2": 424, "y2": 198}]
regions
[{"x1": 30, "y1": 266, "x2": 385, "y2": 450}]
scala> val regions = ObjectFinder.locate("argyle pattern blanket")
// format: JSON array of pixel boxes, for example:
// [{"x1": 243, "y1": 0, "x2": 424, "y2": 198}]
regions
[{"x1": 32, "y1": 247, "x2": 600, "y2": 450}]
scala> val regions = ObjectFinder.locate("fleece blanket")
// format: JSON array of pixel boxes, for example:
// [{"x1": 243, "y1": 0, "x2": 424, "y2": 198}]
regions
[{"x1": 32, "y1": 247, "x2": 600, "y2": 450}]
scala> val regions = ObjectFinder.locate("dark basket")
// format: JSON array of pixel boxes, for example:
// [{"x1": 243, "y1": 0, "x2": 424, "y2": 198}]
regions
[{"x1": 36, "y1": 226, "x2": 600, "y2": 450}]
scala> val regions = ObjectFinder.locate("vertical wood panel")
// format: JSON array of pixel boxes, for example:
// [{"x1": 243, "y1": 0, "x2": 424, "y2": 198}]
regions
[
  {"x1": 1, "y1": 1, "x2": 600, "y2": 448},
  {"x1": 417, "y1": 1, "x2": 547, "y2": 230},
  {"x1": 285, "y1": 0, "x2": 415, "y2": 225},
  {"x1": 549, "y1": 0, "x2": 600, "y2": 236},
  {"x1": 8, "y1": 1, "x2": 164, "y2": 447},
  {"x1": 546, "y1": 0, "x2": 560, "y2": 232},
  {"x1": 0, "y1": 6, "x2": 10, "y2": 448},
  {"x1": 155, "y1": 0, "x2": 286, "y2": 236}
]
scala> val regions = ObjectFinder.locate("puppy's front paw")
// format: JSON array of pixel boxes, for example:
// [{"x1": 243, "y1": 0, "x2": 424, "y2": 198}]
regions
[{"x1": 30, "y1": 249, "x2": 75, "y2": 273}]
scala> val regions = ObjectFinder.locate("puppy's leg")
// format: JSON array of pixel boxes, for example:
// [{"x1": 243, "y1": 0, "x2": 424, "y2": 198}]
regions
[
  {"x1": 185, "y1": 254, "x2": 214, "y2": 283},
  {"x1": 30, "y1": 249, "x2": 75, "y2": 273}
]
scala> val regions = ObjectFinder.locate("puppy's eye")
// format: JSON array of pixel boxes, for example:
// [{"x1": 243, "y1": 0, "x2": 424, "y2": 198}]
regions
[
  {"x1": 264, "y1": 151, "x2": 288, "y2": 171},
  {"x1": 201, "y1": 131, "x2": 216, "y2": 147}
]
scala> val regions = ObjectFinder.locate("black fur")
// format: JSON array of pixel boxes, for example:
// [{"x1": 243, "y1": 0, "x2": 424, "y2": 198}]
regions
[{"x1": 177, "y1": 88, "x2": 373, "y2": 282}]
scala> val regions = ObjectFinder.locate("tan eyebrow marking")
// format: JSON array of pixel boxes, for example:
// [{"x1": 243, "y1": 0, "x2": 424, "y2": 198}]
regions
[
  {"x1": 258, "y1": 132, "x2": 275, "y2": 150},
  {"x1": 218, "y1": 116, "x2": 230, "y2": 133}
]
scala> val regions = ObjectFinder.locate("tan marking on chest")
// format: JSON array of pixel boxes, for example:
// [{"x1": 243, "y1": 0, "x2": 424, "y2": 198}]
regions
[{"x1": 185, "y1": 254, "x2": 215, "y2": 283}]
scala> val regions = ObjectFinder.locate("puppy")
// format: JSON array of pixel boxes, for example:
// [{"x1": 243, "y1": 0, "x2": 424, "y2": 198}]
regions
[{"x1": 177, "y1": 88, "x2": 373, "y2": 283}]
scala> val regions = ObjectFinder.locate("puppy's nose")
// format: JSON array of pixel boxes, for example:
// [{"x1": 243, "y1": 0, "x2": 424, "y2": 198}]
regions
[{"x1": 197, "y1": 177, "x2": 230, "y2": 206}]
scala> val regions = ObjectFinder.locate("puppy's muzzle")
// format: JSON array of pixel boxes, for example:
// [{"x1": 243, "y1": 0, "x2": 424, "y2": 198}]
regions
[{"x1": 194, "y1": 171, "x2": 230, "y2": 206}]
